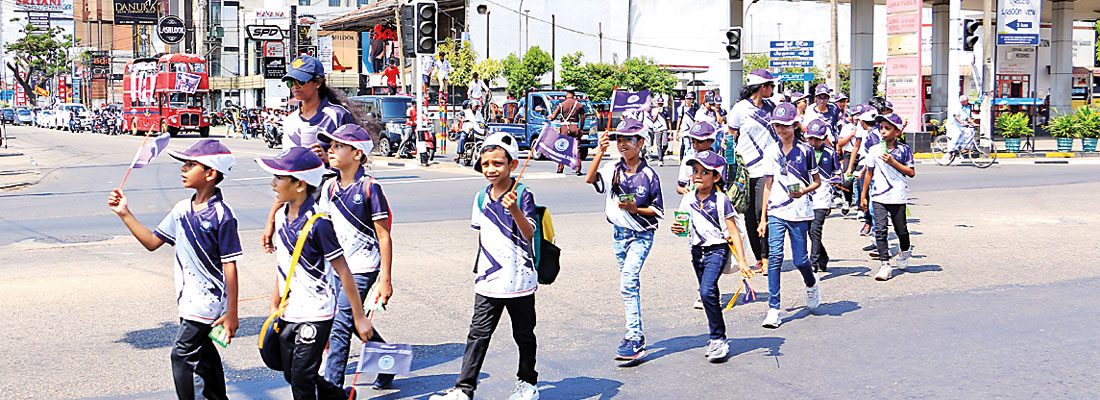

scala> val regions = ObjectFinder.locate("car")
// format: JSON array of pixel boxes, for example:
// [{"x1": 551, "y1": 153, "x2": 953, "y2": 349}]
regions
[
  {"x1": 56, "y1": 103, "x2": 92, "y2": 130},
  {"x1": 349, "y1": 95, "x2": 416, "y2": 157},
  {"x1": 15, "y1": 108, "x2": 33, "y2": 125},
  {"x1": 35, "y1": 109, "x2": 58, "y2": 129},
  {"x1": 1, "y1": 108, "x2": 14, "y2": 124}
]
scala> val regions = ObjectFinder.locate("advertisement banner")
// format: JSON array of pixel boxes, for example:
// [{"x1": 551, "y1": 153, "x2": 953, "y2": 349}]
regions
[
  {"x1": 318, "y1": 36, "x2": 333, "y2": 72},
  {"x1": 174, "y1": 72, "x2": 201, "y2": 94},
  {"x1": 113, "y1": 0, "x2": 159, "y2": 25},
  {"x1": 885, "y1": 0, "x2": 922, "y2": 133},
  {"x1": 319, "y1": 31, "x2": 359, "y2": 75},
  {"x1": 91, "y1": 51, "x2": 111, "y2": 80},
  {"x1": 16, "y1": 0, "x2": 73, "y2": 18}
]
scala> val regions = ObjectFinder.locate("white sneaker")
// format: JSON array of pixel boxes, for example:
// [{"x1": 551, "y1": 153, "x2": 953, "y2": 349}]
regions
[
  {"x1": 897, "y1": 250, "x2": 911, "y2": 271},
  {"x1": 693, "y1": 299, "x2": 704, "y2": 310},
  {"x1": 704, "y1": 339, "x2": 729, "y2": 362},
  {"x1": 875, "y1": 262, "x2": 893, "y2": 281},
  {"x1": 430, "y1": 388, "x2": 471, "y2": 400},
  {"x1": 805, "y1": 274, "x2": 821, "y2": 310},
  {"x1": 507, "y1": 380, "x2": 539, "y2": 400},
  {"x1": 762, "y1": 308, "x2": 782, "y2": 328}
]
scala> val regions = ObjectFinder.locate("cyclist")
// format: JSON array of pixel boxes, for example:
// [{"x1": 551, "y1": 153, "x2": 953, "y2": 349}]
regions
[{"x1": 948, "y1": 95, "x2": 977, "y2": 152}]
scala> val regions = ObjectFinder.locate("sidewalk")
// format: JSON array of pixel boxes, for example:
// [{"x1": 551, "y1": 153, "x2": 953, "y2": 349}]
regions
[{"x1": 0, "y1": 147, "x2": 40, "y2": 190}]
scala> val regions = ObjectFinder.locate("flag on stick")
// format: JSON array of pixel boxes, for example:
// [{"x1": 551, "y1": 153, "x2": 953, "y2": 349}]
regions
[
  {"x1": 129, "y1": 132, "x2": 171, "y2": 169},
  {"x1": 533, "y1": 123, "x2": 580, "y2": 171},
  {"x1": 610, "y1": 89, "x2": 652, "y2": 113}
]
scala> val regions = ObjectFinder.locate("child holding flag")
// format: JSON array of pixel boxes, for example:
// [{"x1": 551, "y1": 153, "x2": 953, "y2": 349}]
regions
[
  {"x1": 861, "y1": 113, "x2": 916, "y2": 281},
  {"x1": 316, "y1": 124, "x2": 397, "y2": 390},
  {"x1": 107, "y1": 139, "x2": 240, "y2": 400},
  {"x1": 430, "y1": 133, "x2": 540, "y2": 400},
  {"x1": 671, "y1": 150, "x2": 752, "y2": 362},
  {"x1": 758, "y1": 103, "x2": 823, "y2": 329},
  {"x1": 585, "y1": 117, "x2": 664, "y2": 361}
]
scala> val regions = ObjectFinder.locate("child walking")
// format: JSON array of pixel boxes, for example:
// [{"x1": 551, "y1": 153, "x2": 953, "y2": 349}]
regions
[
  {"x1": 758, "y1": 103, "x2": 823, "y2": 329},
  {"x1": 805, "y1": 118, "x2": 841, "y2": 272},
  {"x1": 670, "y1": 150, "x2": 752, "y2": 362},
  {"x1": 256, "y1": 147, "x2": 374, "y2": 399},
  {"x1": 316, "y1": 124, "x2": 397, "y2": 390},
  {"x1": 676, "y1": 122, "x2": 719, "y2": 195},
  {"x1": 861, "y1": 113, "x2": 916, "y2": 281},
  {"x1": 585, "y1": 117, "x2": 664, "y2": 361},
  {"x1": 430, "y1": 133, "x2": 540, "y2": 400},
  {"x1": 107, "y1": 140, "x2": 240, "y2": 400}
]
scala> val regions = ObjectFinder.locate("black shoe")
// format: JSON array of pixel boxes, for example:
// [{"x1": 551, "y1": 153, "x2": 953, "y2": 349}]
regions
[
  {"x1": 575, "y1": 169, "x2": 584, "y2": 176},
  {"x1": 862, "y1": 244, "x2": 876, "y2": 252},
  {"x1": 869, "y1": 251, "x2": 880, "y2": 258},
  {"x1": 373, "y1": 374, "x2": 395, "y2": 390}
]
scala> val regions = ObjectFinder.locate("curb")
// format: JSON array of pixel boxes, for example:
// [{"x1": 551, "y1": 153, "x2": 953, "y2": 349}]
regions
[{"x1": 914, "y1": 151, "x2": 1098, "y2": 159}]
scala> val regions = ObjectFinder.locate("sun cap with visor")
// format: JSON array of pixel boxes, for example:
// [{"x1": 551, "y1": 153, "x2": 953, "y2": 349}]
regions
[
  {"x1": 686, "y1": 121, "x2": 718, "y2": 141},
  {"x1": 474, "y1": 132, "x2": 520, "y2": 172},
  {"x1": 685, "y1": 150, "x2": 727, "y2": 184},
  {"x1": 610, "y1": 117, "x2": 647, "y2": 139},
  {"x1": 858, "y1": 105, "x2": 879, "y2": 123},
  {"x1": 167, "y1": 139, "x2": 236, "y2": 174},
  {"x1": 282, "y1": 55, "x2": 325, "y2": 84},
  {"x1": 745, "y1": 68, "x2": 777, "y2": 86},
  {"x1": 805, "y1": 118, "x2": 830, "y2": 139},
  {"x1": 319, "y1": 124, "x2": 375, "y2": 155},
  {"x1": 255, "y1": 147, "x2": 326, "y2": 188},
  {"x1": 770, "y1": 103, "x2": 799, "y2": 126},
  {"x1": 791, "y1": 92, "x2": 810, "y2": 104},
  {"x1": 875, "y1": 113, "x2": 906, "y2": 130},
  {"x1": 814, "y1": 84, "x2": 831, "y2": 97}
]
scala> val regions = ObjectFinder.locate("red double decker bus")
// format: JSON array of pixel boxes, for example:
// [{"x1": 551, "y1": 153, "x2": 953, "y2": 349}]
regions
[{"x1": 123, "y1": 53, "x2": 211, "y2": 137}]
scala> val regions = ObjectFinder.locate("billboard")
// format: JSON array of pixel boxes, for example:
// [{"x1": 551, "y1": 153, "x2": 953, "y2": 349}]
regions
[{"x1": 113, "y1": 0, "x2": 159, "y2": 25}]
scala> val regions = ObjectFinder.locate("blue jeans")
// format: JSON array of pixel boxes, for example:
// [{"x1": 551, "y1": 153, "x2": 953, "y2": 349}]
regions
[
  {"x1": 612, "y1": 226, "x2": 654, "y2": 340},
  {"x1": 767, "y1": 216, "x2": 817, "y2": 310},
  {"x1": 324, "y1": 271, "x2": 390, "y2": 386},
  {"x1": 692, "y1": 245, "x2": 728, "y2": 340}
]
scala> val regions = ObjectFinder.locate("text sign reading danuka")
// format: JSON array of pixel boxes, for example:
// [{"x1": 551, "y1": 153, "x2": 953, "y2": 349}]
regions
[{"x1": 114, "y1": 0, "x2": 159, "y2": 25}]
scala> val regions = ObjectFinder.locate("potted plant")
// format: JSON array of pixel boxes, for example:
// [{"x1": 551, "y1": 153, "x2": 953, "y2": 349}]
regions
[
  {"x1": 996, "y1": 112, "x2": 1031, "y2": 153},
  {"x1": 1046, "y1": 110, "x2": 1078, "y2": 152},
  {"x1": 1073, "y1": 107, "x2": 1100, "y2": 152}
]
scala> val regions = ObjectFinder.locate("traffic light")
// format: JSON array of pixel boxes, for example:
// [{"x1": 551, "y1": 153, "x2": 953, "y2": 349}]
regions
[
  {"x1": 725, "y1": 27, "x2": 742, "y2": 62},
  {"x1": 415, "y1": 0, "x2": 437, "y2": 55},
  {"x1": 963, "y1": 19, "x2": 981, "y2": 52},
  {"x1": 400, "y1": 5, "x2": 416, "y2": 57}
]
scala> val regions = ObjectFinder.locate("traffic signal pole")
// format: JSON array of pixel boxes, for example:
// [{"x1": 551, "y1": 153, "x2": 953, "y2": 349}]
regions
[{"x1": 729, "y1": 0, "x2": 743, "y2": 101}]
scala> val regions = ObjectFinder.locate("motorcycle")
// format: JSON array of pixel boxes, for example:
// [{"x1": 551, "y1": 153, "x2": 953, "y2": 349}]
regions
[
  {"x1": 262, "y1": 123, "x2": 282, "y2": 149},
  {"x1": 457, "y1": 119, "x2": 488, "y2": 167},
  {"x1": 69, "y1": 117, "x2": 86, "y2": 133},
  {"x1": 396, "y1": 122, "x2": 436, "y2": 165}
]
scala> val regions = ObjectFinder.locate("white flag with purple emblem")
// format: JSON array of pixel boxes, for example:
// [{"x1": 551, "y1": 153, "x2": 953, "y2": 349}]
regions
[
  {"x1": 610, "y1": 89, "x2": 652, "y2": 113},
  {"x1": 534, "y1": 124, "x2": 580, "y2": 170},
  {"x1": 129, "y1": 133, "x2": 171, "y2": 169}
]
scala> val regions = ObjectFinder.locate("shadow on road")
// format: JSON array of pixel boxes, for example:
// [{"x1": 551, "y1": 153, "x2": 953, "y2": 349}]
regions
[
  {"x1": 901, "y1": 264, "x2": 942, "y2": 274},
  {"x1": 537, "y1": 376, "x2": 624, "y2": 400},
  {"x1": 820, "y1": 266, "x2": 872, "y2": 280},
  {"x1": 117, "y1": 316, "x2": 268, "y2": 350},
  {"x1": 618, "y1": 333, "x2": 709, "y2": 367},
  {"x1": 729, "y1": 336, "x2": 786, "y2": 357},
  {"x1": 365, "y1": 373, "x2": 473, "y2": 400},
  {"x1": 784, "y1": 300, "x2": 861, "y2": 324}
]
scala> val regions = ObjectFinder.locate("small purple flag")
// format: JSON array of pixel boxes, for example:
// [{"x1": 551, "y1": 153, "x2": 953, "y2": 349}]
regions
[
  {"x1": 357, "y1": 342, "x2": 414, "y2": 375},
  {"x1": 129, "y1": 133, "x2": 170, "y2": 169},
  {"x1": 610, "y1": 89, "x2": 652, "y2": 113},
  {"x1": 534, "y1": 124, "x2": 580, "y2": 171}
]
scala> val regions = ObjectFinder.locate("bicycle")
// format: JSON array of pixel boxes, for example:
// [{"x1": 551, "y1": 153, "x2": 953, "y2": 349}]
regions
[{"x1": 931, "y1": 126, "x2": 997, "y2": 168}]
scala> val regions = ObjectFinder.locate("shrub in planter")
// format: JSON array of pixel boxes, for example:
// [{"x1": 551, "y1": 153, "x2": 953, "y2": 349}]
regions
[
  {"x1": 996, "y1": 112, "x2": 1031, "y2": 153},
  {"x1": 1074, "y1": 107, "x2": 1100, "y2": 152},
  {"x1": 1045, "y1": 110, "x2": 1078, "y2": 152}
]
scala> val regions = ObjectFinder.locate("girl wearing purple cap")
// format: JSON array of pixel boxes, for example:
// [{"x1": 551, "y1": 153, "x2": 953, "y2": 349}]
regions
[
  {"x1": 731, "y1": 68, "x2": 779, "y2": 275},
  {"x1": 758, "y1": 103, "x2": 823, "y2": 329},
  {"x1": 804, "y1": 84, "x2": 841, "y2": 146}
]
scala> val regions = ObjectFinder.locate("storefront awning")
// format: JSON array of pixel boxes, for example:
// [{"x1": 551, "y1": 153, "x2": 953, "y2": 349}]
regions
[{"x1": 320, "y1": 0, "x2": 465, "y2": 32}]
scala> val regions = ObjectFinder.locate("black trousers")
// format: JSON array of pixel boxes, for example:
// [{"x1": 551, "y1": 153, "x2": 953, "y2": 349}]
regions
[
  {"x1": 278, "y1": 319, "x2": 345, "y2": 400},
  {"x1": 873, "y1": 202, "x2": 911, "y2": 261},
  {"x1": 171, "y1": 319, "x2": 228, "y2": 400},
  {"x1": 809, "y1": 209, "x2": 830, "y2": 270},
  {"x1": 455, "y1": 294, "x2": 537, "y2": 397},
  {"x1": 744, "y1": 176, "x2": 769, "y2": 261}
]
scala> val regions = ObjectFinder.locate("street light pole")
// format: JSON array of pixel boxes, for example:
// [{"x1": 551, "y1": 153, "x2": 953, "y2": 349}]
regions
[{"x1": 476, "y1": 5, "x2": 489, "y2": 59}]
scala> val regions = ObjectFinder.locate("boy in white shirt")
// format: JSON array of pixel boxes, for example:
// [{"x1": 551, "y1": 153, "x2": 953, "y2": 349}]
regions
[{"x1": 860, "y1": 113, "x2": 916, "y2": 281}]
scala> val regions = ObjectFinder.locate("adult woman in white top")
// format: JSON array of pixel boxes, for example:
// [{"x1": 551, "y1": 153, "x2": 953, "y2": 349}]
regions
[{"x1": 729, "y1": 68, "x2": 780, "y2": 274}]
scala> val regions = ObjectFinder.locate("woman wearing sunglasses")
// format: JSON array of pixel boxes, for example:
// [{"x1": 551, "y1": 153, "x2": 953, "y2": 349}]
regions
[{"x1": 278, "y1": 55, "x2": 373, "y2": 159}]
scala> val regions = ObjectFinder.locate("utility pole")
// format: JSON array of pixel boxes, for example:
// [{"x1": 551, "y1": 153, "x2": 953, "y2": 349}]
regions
[
  {"x1": 980, "y1": 0, "x2": 994, "y2": 139},
  {"x1": 829, "y1": 0, "x2": 839, "y2": 91},
  {"x1": 598, "y1": 23, "x2": 603, "y2": 63},
  {"x1": 626, "y1": 0, "x2": 632, "y2": 59},
  {"x1": 184, "y1": 0, "x2": 194, "y2": 53},
  {"x1": 729, "y1": 0, "x2": 743, "y2": 99},
  {"x1": 551, "y1": 14, "x2": 555, "y2": 88}
]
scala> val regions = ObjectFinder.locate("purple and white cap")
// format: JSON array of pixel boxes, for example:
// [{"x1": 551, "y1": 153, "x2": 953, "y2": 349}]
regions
[
  {"x1": 320, "y1": 124, "x2": 374, "y2": 155},
  {"x1": 770, "y1": 103, "x2": 799, "y2": 126},
  {"x1": 791, "y1": 92, "x2": 810, "y2": 103},
  {"x1": 805, "y1": 118, "x2": 830, "y2": 139},
  {"x1": 876, "y1": 113, "x2": 906, "y2": 130},
  {"x1": 686, "y1": 121, "x2": 718, "y2": 140},
  {"x1": 858, "y1": 105, "x2": 879, "y2": 122},
  {"x1": 255, "y1": 147, "x2": 326, "y2": 187},
  {"x1": 814, "y1": 83, "x2": 831, "y2": 96},
  {"x1": 611, "y1": 117, "x2": 646, "y2": 138},
  {"x1": 167, "y1": 139, "x2": 235, "y2": 174},
  {"x1": 882, "y1": 100, "x2": 894, "y2": 110},
  {"x1": 686, "y1": 150, "x2": 727, "y2": 183},
  {"x1": 745, "y1": 68, "x2": 776, "y2": 86},
  {"x1": 833, "y1": 92, "x2": 849, "y2": 102}
]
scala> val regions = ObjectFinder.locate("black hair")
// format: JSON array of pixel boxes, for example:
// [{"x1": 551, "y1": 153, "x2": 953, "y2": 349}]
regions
[
  {"x1": 739, "y1": 82, "x2": 765, "y2": 101},
  {"x1": 479, "y1": 144, "x2": 514, "y2": 163},
  {"x1": 317, "y1": 78, "x2": 384, "y2": 148}
]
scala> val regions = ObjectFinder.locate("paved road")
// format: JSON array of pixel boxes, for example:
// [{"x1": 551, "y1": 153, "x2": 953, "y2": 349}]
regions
[{"x1": 2, "y1": 126, "x2": 1099, "y2": 399}]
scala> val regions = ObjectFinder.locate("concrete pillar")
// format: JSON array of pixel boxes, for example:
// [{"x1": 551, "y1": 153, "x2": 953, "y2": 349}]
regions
[
  {"x1": 930, "y1": 0, "x2": 949, "y2": 119},
  {"x1": 947, "y1": 0, "x2": 962, "y2": 117},
  {"x1": 1050, "y1": 0, "x2": 1074, "y2": 114},
  {"x1": 729, "y1": 0, "x2": 743, "y2": 105},
  {"x1": 850, "y1": 0, "x2": 874, "y2": 104}
]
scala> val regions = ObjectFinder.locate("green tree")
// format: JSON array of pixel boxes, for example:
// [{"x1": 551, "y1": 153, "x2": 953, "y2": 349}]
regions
[
  {"x1": 472, "y1": 58, "x2": 504, "y2": 86},
  {"x1": 743, "y1": 53, "x2": 770, "y2": 76},
  {"x1": 437, "y1": 38, "x2": 477, "y2": 86},
  {"x1": 5, "y1": 22, "x2": 82, "y2": 106},
  {"x1": 552, "y1": 52, "x2": 676, "y2": 101},
  {"x1": 501, "y1": 47, "x2": 554, "y2": 97},
  {"x1": 522, "y1": 46, "x2": 553, "y2": 78}
]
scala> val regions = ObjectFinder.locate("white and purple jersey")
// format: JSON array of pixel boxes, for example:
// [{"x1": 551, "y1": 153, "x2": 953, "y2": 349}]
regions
[
  {"x1": 274, "y1": 196, "x2": 344, "y2": 323},
  {"x1": 153, "y1": 190, "x2": 243, "y2": 324},
  {"x1": 318, "y1": 168, "x2": 390, "y2": 274},
  {"x1": 839, "y1": 123, "x2": 857, "y2": 153},
  {"x1": 595, "y1": 159, "x2": 665, "y2": 231},
  {"x1": 678, "y1": 190, "x2": 737, "y2": 247},
  {"x1": 811, "y1": 147, "x2": 841, "y2": 210},
  {"x1": 765, "y1": 142, "x2": 820, "y2": 222},
  {"x1": 281, "y1": 98, "x2": 357, "y2": 149},
  {"x1": 804, "y1": 103, "x2": 841, "y2": 140},
  {"x1": 730, "y1": 98, "x2": 778, "y2": 178},
  {"x1": 865, "y1": 143, "x2": 914, "y2": 204},
  {"x1": 857, "y1": 125, "x2": 882, "y2": 161},
  {"x1": 470, "y1": 185, "x2": 538, "y2": 298}
]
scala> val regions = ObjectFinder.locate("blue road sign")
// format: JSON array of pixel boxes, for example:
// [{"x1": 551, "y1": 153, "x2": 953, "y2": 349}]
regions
[
  {"x1": 769, "y1": 40, "x2": 814, "y2": 49},
  {"x1": 993, "y1": 97, "x2": 1043, "y2": 106},
  {"x1": 777, "y1": 73, "x2": 815, "y2": 82},
  {"x1": 770, "y1": 59, "x2": 814, "y2": 68},
  {"x1": 770, "y1": 50, "x2": 814, "y2": 58},
  {"x1": 996, "y1": 0, "x2": 1040, "y2": 46}
]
